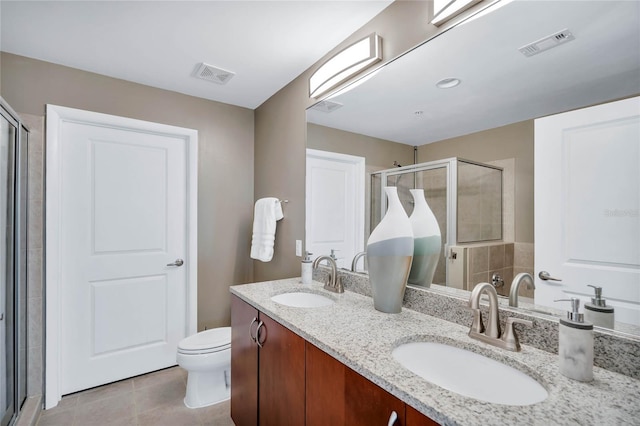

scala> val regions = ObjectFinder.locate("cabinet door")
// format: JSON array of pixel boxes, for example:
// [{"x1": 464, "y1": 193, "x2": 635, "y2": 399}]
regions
[
  {"x1": 345, "y1": 367, "x2": 406, "y2": 426},
  {"x1": 406, "y1": 405, "x2": 439, "y2": 426},
  {"x1": 306, "y1": 342, "x2": 345, "y2": 426},
  {"x1": 230, "y1": 295, "x2": 259, "y2": 426},
  {"x1": 258, "y1": 313, "x2": 306, "y2": 426}
]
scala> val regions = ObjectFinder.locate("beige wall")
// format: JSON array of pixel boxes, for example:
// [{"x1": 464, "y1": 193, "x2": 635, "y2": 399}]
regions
[
  {"x1": 418, "y1": 120, "x2": 535, "y2": 243},
  {"x1": 254, "y1": 0, "x2": 438, "y2": 281},
  {"x1": 307, "y1": 123, "x2": 414, "y2": 170},
  {"x1": 1, "y1": 52, "x2": 255, "y2": 330}
]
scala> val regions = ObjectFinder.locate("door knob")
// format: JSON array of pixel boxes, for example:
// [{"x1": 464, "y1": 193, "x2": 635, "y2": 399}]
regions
[
  {"x1": 538, "y1": 271, "x2": 562, "y2": 281},
  {"x1": 167, "y1": 259, "x2": 184, "y2": 267}
]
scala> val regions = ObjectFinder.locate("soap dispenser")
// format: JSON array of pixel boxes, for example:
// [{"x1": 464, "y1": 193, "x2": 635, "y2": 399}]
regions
[
  {"x1": 556, "y1": 298, "x2": 593, "y2": 382},
  {"x1": 301, "y1": 251, "x2": 313, "y2": 285},
  {"x1": 584, "y1": 285, "x2": 615, "y2": 329}
]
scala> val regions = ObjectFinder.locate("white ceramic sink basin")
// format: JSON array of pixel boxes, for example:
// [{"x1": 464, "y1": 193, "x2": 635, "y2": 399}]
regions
[
  {"x1": 392, "y1": 342, "x2": 548, "y2": 406},
  {"x1": 271, "y1": 292, "x2": 334, "y2": 308}
]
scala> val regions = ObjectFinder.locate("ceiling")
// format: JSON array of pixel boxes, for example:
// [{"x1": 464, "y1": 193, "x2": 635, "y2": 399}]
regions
[
  {"x1": 0, "y1": 0, "x2": 393, "y2": 109},
  {"x1": 307, "y1": 0, "x2": 640, "y2": 145}
]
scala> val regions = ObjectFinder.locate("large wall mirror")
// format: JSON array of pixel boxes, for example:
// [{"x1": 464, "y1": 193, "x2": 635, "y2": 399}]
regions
[{"x1": 305, "y1": 0, "x2": 640, "y2": 335}]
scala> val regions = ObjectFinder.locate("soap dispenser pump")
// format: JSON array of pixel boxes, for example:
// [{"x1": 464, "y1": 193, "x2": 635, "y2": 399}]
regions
[
  {"x1": 584, "y1": 285, "x2": 615, "y2": 329},
  {"x1": 301, "y1": 251, "x2": 313, "y2": 285},
  {"x1": 555, "y1": 298, "x2": 593, "y2": 382}
]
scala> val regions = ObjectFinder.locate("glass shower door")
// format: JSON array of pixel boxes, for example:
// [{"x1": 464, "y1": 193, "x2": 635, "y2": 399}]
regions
[{"x1": 0, "y1": 112, "x2": 16, "y2": 426}]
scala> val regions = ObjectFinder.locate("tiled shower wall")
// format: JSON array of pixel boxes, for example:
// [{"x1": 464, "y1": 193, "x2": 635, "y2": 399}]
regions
[
  {"x1": 513, "y1": 242, "x2": 535, "y2": 284},
  {"x1": 22, "y1": 113, "x2": 44, "y2": 397},
  {"x1": 465, "y1": 242, "x2": 534, "y2": 297}
]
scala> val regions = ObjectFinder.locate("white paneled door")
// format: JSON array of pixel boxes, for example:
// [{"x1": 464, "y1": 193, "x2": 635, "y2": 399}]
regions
[
  {"x1": 535, "y1": 96, "x2": 640, "y2": 327},
  {"x1": 306, "y1": 149, "x2": 365, "y2": 269},
  {"x1": 46, "y1": 105, "x2": 198, "y2": 407}
]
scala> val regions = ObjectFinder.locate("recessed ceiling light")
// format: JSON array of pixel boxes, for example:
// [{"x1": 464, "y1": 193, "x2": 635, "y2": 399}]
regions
[{"x1": 436, "y1": 78, "x2": 461, "y2": 89}]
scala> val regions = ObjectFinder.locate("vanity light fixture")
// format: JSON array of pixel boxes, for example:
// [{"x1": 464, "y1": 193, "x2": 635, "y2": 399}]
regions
[
  {"x1": 431, "y1": 0, "x2": 482, "y2": 26},
  {"x1": 436, "y1": 77, "x2": 461, "y2": 89},
  {"x1": 309, "y1": 33, "x2": 382, "y2": 99}
]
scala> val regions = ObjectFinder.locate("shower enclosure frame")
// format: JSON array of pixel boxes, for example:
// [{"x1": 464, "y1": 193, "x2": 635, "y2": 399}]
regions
[
  {"x1": 373, "y1": 157, "x2": 503, "y2": 287},
  {"x1": 0, "y1": 97, "x2": 29, "y2": 426}
]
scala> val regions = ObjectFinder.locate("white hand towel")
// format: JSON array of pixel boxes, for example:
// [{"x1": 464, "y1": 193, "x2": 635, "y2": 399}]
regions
[{"x1": 250, "y1": 197, "x2": 284, "y2": 262}]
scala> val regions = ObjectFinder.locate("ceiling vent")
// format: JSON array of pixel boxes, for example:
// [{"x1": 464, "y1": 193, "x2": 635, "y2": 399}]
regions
[
  {"x1": 310, "y1": 100, "x2": 344, "y2": 113},
  {"x1": 518, "y1": 29, "x2": 575, "y2": 58},
  {"x1": 193, "y1": 63, "x2": 235, "y2": 85}
]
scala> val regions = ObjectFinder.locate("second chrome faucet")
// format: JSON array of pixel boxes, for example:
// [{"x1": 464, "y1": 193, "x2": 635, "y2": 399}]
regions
[{"x1": 468, "y1": 282, "x2": 532, "y2": 352}]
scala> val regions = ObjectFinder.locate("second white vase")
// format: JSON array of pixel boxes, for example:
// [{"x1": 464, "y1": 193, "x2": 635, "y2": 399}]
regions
[{"x1": 407, "y1": 189, "x2": 441, "y2": 287}]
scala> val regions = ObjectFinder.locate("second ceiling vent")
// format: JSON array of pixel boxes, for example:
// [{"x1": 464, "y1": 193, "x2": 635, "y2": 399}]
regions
[{"x1": 518, "y1": 29, "x2": 575, "y2": 58}]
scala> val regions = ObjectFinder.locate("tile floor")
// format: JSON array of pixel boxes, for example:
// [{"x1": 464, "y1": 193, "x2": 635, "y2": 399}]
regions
[{"x1": 36, "y1": 367, "x2": 235, "y2": 426}]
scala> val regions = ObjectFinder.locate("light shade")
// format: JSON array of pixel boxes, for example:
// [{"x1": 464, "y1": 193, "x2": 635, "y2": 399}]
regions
[
  {"x1": 431, "y1": 0, "x2": 482, "y2": 26},
  {"x1": 309, "y1": 33, "x2": 382, "y2": 99}
]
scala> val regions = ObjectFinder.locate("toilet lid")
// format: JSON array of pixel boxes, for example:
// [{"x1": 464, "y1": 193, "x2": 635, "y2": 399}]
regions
[{"x1": 178, "y1": 327, "x2": 231, "y2": 354}]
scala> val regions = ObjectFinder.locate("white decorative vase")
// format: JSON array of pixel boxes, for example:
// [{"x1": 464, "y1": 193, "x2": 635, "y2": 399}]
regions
[
  {"x1": 366, "y1": 187, "x2": 414, "y2": 313},
  {"x1": 407, "y1": 189, "x2": 441, "y2": 287}
]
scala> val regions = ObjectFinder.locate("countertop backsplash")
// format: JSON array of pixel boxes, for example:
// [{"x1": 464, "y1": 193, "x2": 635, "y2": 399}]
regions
[{"x1": 314, "y1": 267, "x2": 640, "y2": 379}]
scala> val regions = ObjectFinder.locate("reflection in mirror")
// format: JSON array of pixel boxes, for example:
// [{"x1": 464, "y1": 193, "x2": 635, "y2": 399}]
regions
[
  {"x1": 369, "y1": 158, "x2": 503, "y2": 289},
  {"x1": 305, "y1": 0, "x2": 640, "y2": 334}
]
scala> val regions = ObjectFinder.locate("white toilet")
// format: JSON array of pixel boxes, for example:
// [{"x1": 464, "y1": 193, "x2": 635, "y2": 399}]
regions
[{"x1": 176, "y1": 327, "x2": 231, "y2": 408}]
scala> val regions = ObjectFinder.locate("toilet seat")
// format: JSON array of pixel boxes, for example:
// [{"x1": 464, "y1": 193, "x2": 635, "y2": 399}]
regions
[{"x1": 178, "y1": 327, "x2": 231, "y2": 355}]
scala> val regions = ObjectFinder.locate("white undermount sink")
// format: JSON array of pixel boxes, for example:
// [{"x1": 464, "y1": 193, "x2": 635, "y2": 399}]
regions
[
  {"x1": 271, "y1": 292, "x2": 334, "y2": 308},
  {"x1": 392, "y1": 342, "x2": 548, "y2": 406}
]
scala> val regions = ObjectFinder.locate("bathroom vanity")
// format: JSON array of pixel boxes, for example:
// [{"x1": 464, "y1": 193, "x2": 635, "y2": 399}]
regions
[
  {"x1": 230, "y1": 293, "x2": 436, "y2": 425},
  {"x1": 230, "y1": 278, "x2": 640, "y2": 426}
]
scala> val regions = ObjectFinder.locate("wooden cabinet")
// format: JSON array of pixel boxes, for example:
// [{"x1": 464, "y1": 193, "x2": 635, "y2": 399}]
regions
[
  {"x1": 230, "y1": 295, "x2": 305, "y2": 426},
  {"x1": 406, "y1": 405, "x2": 439, "y2": 426},
  {"x1": 258, "y1": 313, "x2": 305, "y2": 426},
  {"x1": 306, "y1": 342, "x2": 346, "y2": 426},
  {"x1": 307, "y1": 342, "x2": 421, "y2": 426},
  {"x1": 345, "y1": 365, "x2": 406, "y2": 426},
  {"x1": 230, "y1": 294, "x2": 258, "y2": 426},
  {"x1": 232, "y1": 295, "x2": 438, "y2": 426}
]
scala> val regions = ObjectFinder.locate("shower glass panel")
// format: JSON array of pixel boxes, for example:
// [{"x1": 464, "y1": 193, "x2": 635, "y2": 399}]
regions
[
  {"x1": 417, "y1": 168, "x2": 448, "y2": 285},
  {"x1": 17, "y1": 125, "x2": 28, "y2": 410},
  {"x1": 369, "y1": 173, "x2": 382, "y2": 241},
  {"x1": 0, "y1": 100, "x2": 28, "y2": 426},
  {"x1": 0, "y1": 112, "x2": 16, "y2": 426},
  {"x1": 457, "y1": 160, "x2": 503, "y2": 243},
  {"x1": 371, "y1": 157, "x2": 502, "y2": 288}
]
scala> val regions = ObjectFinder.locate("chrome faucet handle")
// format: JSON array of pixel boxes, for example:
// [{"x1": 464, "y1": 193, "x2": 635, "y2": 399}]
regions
[
  {"x1": 335, "y1": 276, "x2": 344, "y2": 293},
  {"x1": 501, "y1": 317, "x2": 533, "y2": 351},
  {"x1": 491, "y1": 273, "x2": 504, "y2": 288}
]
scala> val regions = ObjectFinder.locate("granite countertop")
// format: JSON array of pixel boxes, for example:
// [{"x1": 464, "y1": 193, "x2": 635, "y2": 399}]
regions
[{"x1": 230, "y1": 278, "x2": 640, "y2": 426}]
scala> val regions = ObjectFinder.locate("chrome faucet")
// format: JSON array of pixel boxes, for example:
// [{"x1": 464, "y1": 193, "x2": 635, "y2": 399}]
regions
[
  {"x1": 509, "y1": 272, "x2": 535, "y2": 307},
  {"x1": 469, "y1": 282, "x2": 501, "y2": 338},
  {"x1": 468, "y1": 282, "x2": 532, "y2": 352},
  {"x1": 351, "y1": 251, "x2": 367, "y2": 272},
  {"x1": 312, "y1": 255, "x2": 344, "y2": 293}
]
